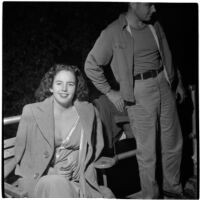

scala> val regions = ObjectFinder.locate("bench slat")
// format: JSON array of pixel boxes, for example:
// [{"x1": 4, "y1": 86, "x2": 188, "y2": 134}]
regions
[
  {"x1": 4, "y1": 137, "x2": 16, "y2": 149},
  {"x1": 3, "y1": 115, "x2": 21, "y2": 125},
  {"x1": 4, "y1": 147, "x2": 15, "y2": 160}
]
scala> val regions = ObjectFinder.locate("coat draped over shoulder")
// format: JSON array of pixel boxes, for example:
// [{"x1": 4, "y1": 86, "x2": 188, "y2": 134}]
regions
[{"x1": 14, "y1": 96, "x2": 114, "y2": 198}]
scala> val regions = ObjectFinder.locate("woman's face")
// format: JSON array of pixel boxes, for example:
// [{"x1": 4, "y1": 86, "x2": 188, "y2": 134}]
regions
[{"x1": 50, "y1": 70, "x2": 76, "y2": 107}]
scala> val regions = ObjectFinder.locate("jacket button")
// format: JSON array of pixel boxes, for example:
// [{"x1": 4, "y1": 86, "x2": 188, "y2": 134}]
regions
[
  {"x1": 34, "y1": 173, "x2": 39, "y2": 179},
  {"x1": 43, "y1": 151, "x2": 50, "y2": 158}
]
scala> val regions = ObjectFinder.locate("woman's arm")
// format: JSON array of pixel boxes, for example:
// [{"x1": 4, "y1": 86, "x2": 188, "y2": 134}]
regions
[
  {"x1": 93, "y1": 107, "x2": 104, "y2": 161},
  {"x1": 4, "y1": 105, "x2": 29, "y2": 178},
  {"x1": 14, "y1": 105, "x2": 29, "y2": 164}
]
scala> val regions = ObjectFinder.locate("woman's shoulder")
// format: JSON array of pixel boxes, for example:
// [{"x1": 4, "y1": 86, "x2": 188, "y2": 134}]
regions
[
  {"x1": 21, "y1": 100, "x2": 45, "y2": 115},
  {"x1": 75, "y1": 100, "x2": 97, "y2": 114},
  {"x1": 20, "y1": 103, "x2": 34, "y2": 119},
  {"x1": 75, "y1": 100, "x2": 94, "y2": 108}
]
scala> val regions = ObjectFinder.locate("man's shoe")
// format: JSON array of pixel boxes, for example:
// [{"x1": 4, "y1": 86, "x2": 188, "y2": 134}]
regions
[{"x1": 184, "y1": 176, "x2": 197, "y2": 199}]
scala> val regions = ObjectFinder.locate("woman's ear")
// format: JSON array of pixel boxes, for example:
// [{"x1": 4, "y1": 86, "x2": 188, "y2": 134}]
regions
[{"x1": 49, "y1": 88, "x2": 53, "y2": 93}]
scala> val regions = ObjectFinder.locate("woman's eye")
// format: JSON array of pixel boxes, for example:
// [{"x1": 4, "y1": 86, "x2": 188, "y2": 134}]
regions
[{"x1": 68, "y1": 83, "x2": 75, "y2": 86}]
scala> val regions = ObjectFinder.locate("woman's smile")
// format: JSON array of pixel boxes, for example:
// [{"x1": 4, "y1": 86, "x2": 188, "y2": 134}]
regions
[{"x1": 58, "y1": 92, "x2": 69, "y2": 98}]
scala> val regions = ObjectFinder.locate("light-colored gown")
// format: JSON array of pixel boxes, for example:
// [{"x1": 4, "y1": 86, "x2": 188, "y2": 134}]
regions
[{"x1": 34, "y1": 114, "x2": 84, "y2": 197}]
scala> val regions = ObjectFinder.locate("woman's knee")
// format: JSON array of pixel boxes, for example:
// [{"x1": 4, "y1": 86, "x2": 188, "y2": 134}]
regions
[
  {"x1": 34, "y1": 175, "x2": 77, "y2": 197},
  {"x1": 38, "y1": 175, "x2": 65, "y2": 185}
]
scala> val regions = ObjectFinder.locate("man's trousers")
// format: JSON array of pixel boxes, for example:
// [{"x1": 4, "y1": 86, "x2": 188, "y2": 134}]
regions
[{"x1": 127, "y1": 71, "x2": 183, "y2": 198}]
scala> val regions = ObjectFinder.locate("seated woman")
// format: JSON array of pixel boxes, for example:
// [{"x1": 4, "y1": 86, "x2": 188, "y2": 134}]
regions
[{"x1": 4, "y1": 64, "x2": 114, "y2": 198}]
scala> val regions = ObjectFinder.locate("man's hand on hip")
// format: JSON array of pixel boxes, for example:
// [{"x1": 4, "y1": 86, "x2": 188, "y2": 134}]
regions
[{"x1": 106, "y1": 90, "x2": 124, "y2": 112}]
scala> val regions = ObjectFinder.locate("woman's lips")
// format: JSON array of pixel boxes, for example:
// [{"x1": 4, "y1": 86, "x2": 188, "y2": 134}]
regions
[{"x1": 58, "y1": 93, "x2": 69, "y2": 98}]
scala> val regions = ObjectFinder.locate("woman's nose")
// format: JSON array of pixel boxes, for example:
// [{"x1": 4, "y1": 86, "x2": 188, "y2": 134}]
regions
[{"x1": 62, "y1": 84, "x2": 68, "y2": 91}]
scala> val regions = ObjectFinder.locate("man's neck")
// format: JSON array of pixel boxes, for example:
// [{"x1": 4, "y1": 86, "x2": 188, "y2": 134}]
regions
[{"x1": 125, "y1": 12, "x2": 146, "y2": 30}]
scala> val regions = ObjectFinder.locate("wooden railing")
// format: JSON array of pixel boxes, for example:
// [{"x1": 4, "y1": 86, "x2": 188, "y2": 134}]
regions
[{"x1": 4, "y1": 115, "x2": 21, "y2": 125}]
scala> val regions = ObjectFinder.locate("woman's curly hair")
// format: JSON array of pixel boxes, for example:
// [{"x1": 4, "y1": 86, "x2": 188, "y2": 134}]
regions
[{"x1": 35, "y1": 64, "x2": 89, "y2": 102}]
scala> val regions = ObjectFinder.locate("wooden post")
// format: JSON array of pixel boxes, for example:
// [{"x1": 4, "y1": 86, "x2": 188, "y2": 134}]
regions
[{"x1": 189, "y1": 85, "x2": 197, "y2": 176}]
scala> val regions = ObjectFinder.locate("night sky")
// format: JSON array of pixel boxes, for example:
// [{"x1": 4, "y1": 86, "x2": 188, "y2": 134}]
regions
[{"x1": 3, "y1": 2, "x2": 199, "y2": 116}]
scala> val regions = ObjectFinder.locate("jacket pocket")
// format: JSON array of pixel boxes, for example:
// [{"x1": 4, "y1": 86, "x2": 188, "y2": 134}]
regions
[{"x1": 114, "y1": 43, "x2": 126, "y2": 49}]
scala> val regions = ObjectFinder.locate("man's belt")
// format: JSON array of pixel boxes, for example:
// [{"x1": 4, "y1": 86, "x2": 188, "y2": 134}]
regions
[{"x1": 134, "y1": 66, "x2": 163, "y2": 80}]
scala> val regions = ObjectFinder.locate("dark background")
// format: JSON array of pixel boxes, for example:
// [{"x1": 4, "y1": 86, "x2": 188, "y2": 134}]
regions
[
  {"x1": 2, "y1": 2, "x2": 198, "y2": 196},
  {"x1": 3, "y1": 2, "x2": 198, "y2": 117}
]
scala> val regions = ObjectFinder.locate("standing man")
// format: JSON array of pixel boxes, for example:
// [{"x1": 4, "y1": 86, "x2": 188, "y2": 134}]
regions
[{"x1": 85, "y1": 3, "x2": 184, "y2": 199}]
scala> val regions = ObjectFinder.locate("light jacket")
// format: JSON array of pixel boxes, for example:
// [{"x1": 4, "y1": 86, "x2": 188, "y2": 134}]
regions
[
  {"x1": 14, "y1": 96, "x2": 113, "y2": 197},
  {"x1": 85, "y1": 14, "x2": 175, "y2": 103}
]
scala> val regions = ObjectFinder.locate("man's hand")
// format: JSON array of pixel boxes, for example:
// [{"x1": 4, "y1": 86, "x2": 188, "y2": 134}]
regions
[
  {"x1": 176, "y1": 83, "x2": 187, "y2": 104},
  {"x1": 106, "y1": 90, "x2": 124, "y2": 112},
  {"x1": 176, "y1": 68, "x2": 187, "y2": 104}
]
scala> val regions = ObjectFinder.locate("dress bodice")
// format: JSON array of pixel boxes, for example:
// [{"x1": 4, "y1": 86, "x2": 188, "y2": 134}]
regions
[{"x1": 50, "y1": 116, "x2": 82, "y2": 182}]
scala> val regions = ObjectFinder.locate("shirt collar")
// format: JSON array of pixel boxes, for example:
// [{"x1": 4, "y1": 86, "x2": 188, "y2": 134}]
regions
[
  {"x1": 118, "y1": 13, "x2": 128, "y2": 30},
  {"x1": 118, "y1": 13, "x2": 133, "y2": 36}
]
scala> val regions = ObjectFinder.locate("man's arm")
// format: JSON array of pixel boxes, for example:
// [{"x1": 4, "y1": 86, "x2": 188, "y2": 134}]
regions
[
  {"x1": 84, "y1": 29, "x2": 113, "y2": 94},
  {"x1": 85, "y1": 29, "x2": 124, "y2": 112}
]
